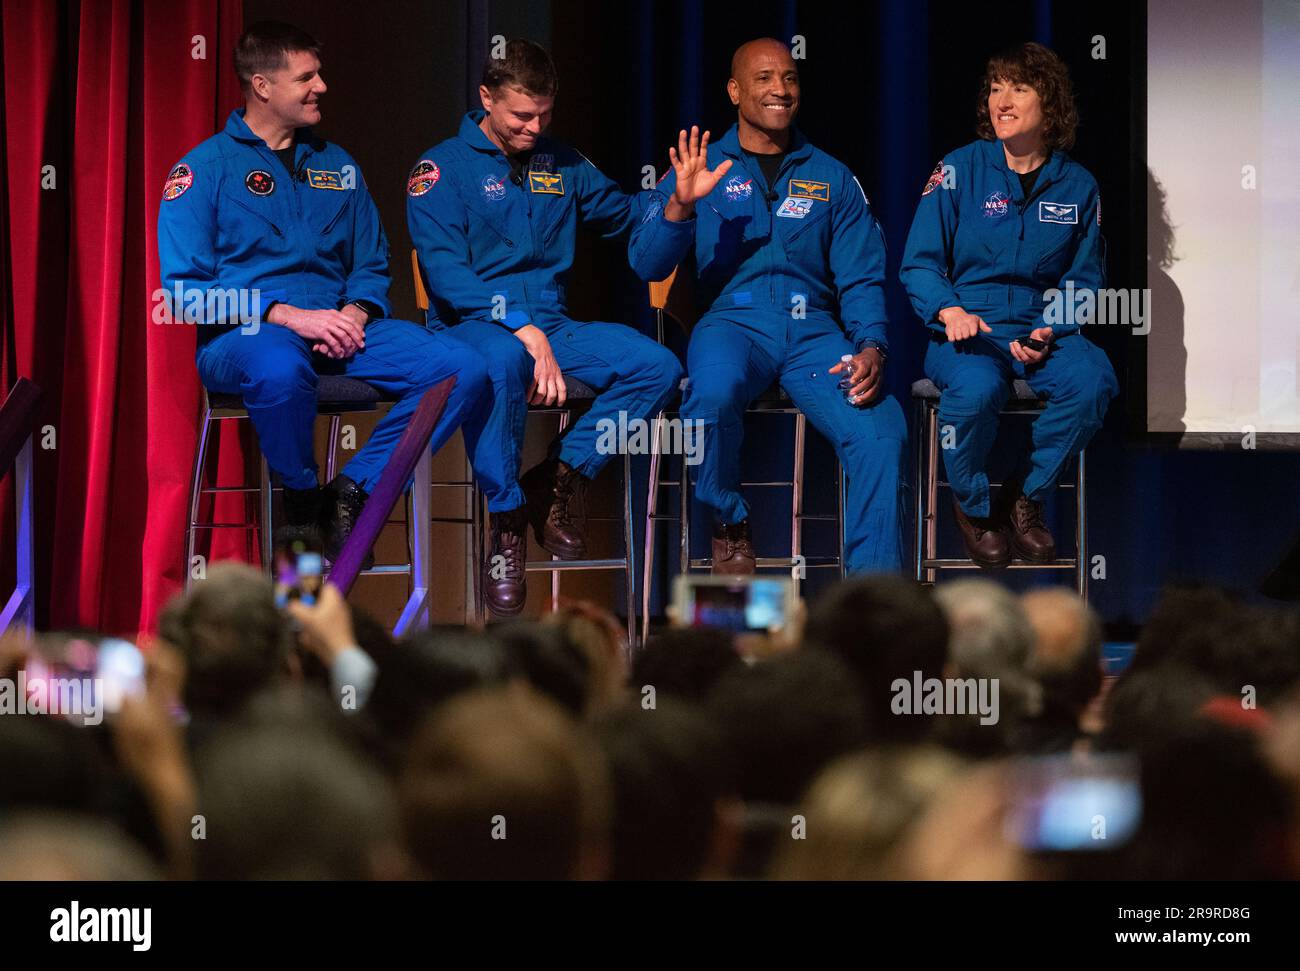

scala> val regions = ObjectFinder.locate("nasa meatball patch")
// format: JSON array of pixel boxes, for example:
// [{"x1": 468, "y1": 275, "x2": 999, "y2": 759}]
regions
[
  {"x1": 162, "y1": 163, "x2": 193, "y2": 201},
  {"x1": 407, "y1": 159, "x2": 440, "y2": 197}
]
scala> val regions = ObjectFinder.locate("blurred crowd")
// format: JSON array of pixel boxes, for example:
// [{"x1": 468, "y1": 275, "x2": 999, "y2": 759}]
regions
[{"x1": 1, "y1": 567, "x2": 1298, "y2": 881}]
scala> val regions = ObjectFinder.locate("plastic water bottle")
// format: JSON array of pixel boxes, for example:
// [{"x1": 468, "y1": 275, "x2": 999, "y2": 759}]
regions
[{"x1": 838, "y1": 354, "x2": 857, "y2": 401}]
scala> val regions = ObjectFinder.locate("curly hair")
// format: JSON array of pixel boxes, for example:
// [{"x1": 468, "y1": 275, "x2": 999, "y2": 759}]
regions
[{"x1": 975, "y1": 41, "x2": 1078, "y2": 151}]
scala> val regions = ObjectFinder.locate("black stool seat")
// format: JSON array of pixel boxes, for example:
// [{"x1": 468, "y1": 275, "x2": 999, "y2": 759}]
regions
[
  {"x1": 910, "y1": 377, "x2": 1042, "y2": 404},
  {"x1": 563, "y1": 375, "x2": 598, "y2": 400},
  {"x1": 208, "y1": 375, "x2": 388, "y2": 411}
]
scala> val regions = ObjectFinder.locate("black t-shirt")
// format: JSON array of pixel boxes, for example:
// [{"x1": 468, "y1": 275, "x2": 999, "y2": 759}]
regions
[
  {"x1": 507, "y1": 151, "x2": 531, "y2": 188},
  {"x1": 273, "y1": 142, "x2": 297, "y2": 178},
  {"x1": 1017, "y1": 153, "x2": 1051, "y2": 198},
  {"x1": 746, "y1": 149, "x2": 787, "y2": 197}
]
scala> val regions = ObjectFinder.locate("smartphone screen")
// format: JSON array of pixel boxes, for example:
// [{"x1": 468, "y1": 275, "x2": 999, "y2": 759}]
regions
[
  {"x1": 1005, "y1": 753, "x2": 1142, "y2": 852},
  {"x1": 673, "y1": 576, "x2": 793, "y2": 633}
]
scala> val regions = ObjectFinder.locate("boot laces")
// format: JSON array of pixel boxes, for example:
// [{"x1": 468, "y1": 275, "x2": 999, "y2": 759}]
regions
[{"x1": 552, "y1": 466, "x2": 586, "y2": 530}]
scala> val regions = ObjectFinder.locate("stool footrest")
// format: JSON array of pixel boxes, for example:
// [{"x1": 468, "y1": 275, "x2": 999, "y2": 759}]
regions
[
  {"x1": 921, "y1": 558, "x2": 1079, "y2": 570},
  {"x1": 525, "y1": 558, "x2": 628, "y2": 572}
]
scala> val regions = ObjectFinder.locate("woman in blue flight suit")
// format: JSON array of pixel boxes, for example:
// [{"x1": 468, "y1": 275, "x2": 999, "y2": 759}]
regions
[{"x1": 900, "y1": 41, "x2": 1118, "y2": 568}]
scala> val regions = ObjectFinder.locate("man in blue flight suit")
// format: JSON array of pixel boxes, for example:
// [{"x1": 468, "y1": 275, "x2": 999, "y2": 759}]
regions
[
  {"x1": 158, "y1": 21, "x2": 491, "y2": 567},
  {"x1": 407, "y1": 39, "x2": 682, "y2": 616},
  {"x1": 629, "y1": 38, "x2": 906, "y2": 575},
  {"x1": 899, "y1": 42, "x2": 1117, "y2": 567}
]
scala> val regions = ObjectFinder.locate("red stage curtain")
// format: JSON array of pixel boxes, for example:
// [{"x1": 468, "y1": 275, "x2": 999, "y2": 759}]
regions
[{"x1": 1, "y1": 0, "x2": 246, "y2": 636}]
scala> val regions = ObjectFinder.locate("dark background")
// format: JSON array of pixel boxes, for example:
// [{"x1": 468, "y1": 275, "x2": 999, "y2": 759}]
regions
[{"x1": 241, "y1": 0, "x2": 1300, "y2": 629}]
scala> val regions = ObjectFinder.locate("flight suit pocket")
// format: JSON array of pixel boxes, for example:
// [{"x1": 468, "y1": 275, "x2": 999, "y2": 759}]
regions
[
  {"x1": 318, "y1": 194, "x2": 353, "y2": 236},
  {"x1": 1034, "y1": 230, "x2": 1076, "y2": 279}
]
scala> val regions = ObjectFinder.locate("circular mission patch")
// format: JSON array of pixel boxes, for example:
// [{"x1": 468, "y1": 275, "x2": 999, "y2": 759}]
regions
[
  {"x1": 162, "y1": 163, "x2": 193, "y2": 201},
  {"x1": 245, "y1": 169, "x2": 275, "y2": 196},
  {"x1": 407, "y1": 159, "x2": 440, "y2": 197}
]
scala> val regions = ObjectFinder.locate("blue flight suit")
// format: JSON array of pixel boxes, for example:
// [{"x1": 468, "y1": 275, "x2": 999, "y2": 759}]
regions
[
  {"x1": 900, "y1": 137, "x2": 1119, "y2": 517},
  {"x1": 406, "y1": 112, "x2": 682, "y2": 513},
  {"x1": 158, "y1": 109, "x2": 490, "y2": 494},
  {"x1": 629, "y1": 125, "x2": 906, "y2": 574}
]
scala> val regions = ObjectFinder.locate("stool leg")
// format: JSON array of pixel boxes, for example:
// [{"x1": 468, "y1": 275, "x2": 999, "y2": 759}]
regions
[
  {"x1": 551, "y1": 410, "x2": 570, "y2": 613},
  {"x1": 394, "y1": 444, "x2": 433, "y2": 637},
  {"x1": 1076, "y1": 448, "x2": 1088, "y2": 600},
  {"x1": 472, "y1": 479, "x2": 487, "y2": 625},
  {"x1": 641, "y1": 415, "x2": 662, "y2": 644},
  {"x1": 679, "y1": 448, "x2": 691, "y2": 574},
  {"x1": 325, "y1": 414, "x2": 342, "y2": 482},
  {"x1": 924, "y1": 402, "x2": 939, "y2": 584},
  {"x1": 185, "y1": 407, "x2": 215, "y2": 592},
  {"x1": 913, "y1": 399, "x2": 925, "y2": 584},
  {"x1": 623, "y1": 449, "x2": 636, "y2": 652},
  {"x1": 837, "y1": 458, "x2": 847, "y2": 580},
  {"x1": 259, "y1": 453, "x2": 273, "y2": 573},
  {"x1": 792, "y1": 412, "x2": 806, "y2": 590}
]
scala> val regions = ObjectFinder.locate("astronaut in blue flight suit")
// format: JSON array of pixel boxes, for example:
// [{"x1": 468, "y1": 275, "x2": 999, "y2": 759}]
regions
[
  {"x1": 629, "y1": 38, "x2": 906, "y2": 575},
  {"x1": 407, "y1": 39, "x2": 682, "y2": 616},
  {"x1": 158, "y1": 21, "x2": 490, "y2": 565},
  {"x1": 900, "y1": 41, "x2": 1118, "y2": 568}
]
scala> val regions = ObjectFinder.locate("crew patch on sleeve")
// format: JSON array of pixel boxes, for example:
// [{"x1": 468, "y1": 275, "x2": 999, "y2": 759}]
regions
[
  {"x1": 162, "y1": 163, "x2": 193, "y2": 201},
  {"x1": 407, "y1": 159, "x2": 440, "y2": 197},
  {"x1": 921, "y1": 161, "x2": 944, "y2": 197}
]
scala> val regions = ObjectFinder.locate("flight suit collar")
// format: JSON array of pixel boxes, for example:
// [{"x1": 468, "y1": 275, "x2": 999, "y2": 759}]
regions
[
  {"x1": 459, "y1": 110, "x2": 514, "y2": 157},
  {"x1": 715, "y1": 123, "x2": 812, "y2": 166},
  {"x1": 223, "y1": 109, "x2": 324, "y2": 158},
  {"x1": 978, "y1": 136, "x2": 1068, "y2": 201}
]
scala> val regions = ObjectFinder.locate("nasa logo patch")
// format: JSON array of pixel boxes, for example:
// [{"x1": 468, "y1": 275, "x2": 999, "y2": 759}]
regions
[
  {"x1": 982, "y1": 190, "x2": 1009, "y2": 219},
  {"x1": 723, "y1": 176, "x2": 754, "y2": 202},
  {"x1": 481, "y1": 174, "x2": 506, "y2": 202}
]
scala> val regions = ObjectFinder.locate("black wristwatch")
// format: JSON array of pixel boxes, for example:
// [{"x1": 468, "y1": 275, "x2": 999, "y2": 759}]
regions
[{"x1": 348, "y1": 299, "x2": 383, "y2": 325}]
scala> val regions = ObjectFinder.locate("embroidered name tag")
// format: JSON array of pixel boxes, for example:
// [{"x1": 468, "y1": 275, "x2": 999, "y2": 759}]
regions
[
  {"x1": 307, "y1": 168, "x2": 345, "y2": 190},
  {"x1": 787, "y1": 178, "x2": 829, "y2": 202},
  {"x1": 529, "y1": 171, "x2": 565, "y2": 195},
  {"x1": 1039, "y1": 201, "x2": 1078, "y2": 224}
]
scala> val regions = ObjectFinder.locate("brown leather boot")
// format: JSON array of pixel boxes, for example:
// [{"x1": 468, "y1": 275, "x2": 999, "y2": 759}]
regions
[
  {"x1": 712, "y1": 519, "x2": 756, "y2": 575},
  {"x1": 521, "y1": 458, "x2": 588, "y2": 561},
  {"x1": 485, "y1": 506, "x2": 528, "y2": 616},
  {"x1": 952, "y1": 495, "x2": 1010, "y2": 569},
  {"x1": 1007, "y1": 493, "x2": 1056, "y2": 563}
]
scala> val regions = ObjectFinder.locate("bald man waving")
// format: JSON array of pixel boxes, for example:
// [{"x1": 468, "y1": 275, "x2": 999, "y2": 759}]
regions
[{"x1": 630, "y1": 38, "x2": 906, "y2": 575}]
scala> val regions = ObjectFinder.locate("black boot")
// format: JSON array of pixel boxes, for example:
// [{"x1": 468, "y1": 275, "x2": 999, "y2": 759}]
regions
[
  {"x1": 321, "y1": 473, "x2": 375, "y2": 570},
  {"x1": 273, "y1": 484, "x2": 323, "y2": 553}
]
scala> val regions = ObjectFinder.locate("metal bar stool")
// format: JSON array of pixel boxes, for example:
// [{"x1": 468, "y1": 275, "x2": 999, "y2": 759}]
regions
[
  {"x1": 640, "y1": 269, "x2": 847, "y2": 643},
  {"x1": 183, "y1": 374, "x2": 435, "y2": 636},
  {"x1": 411, "y1": 252, "x2": 636, "y2": 645},
  {"x1": 911, "y1": 377, "x2": 1087, "y2": 597}
]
